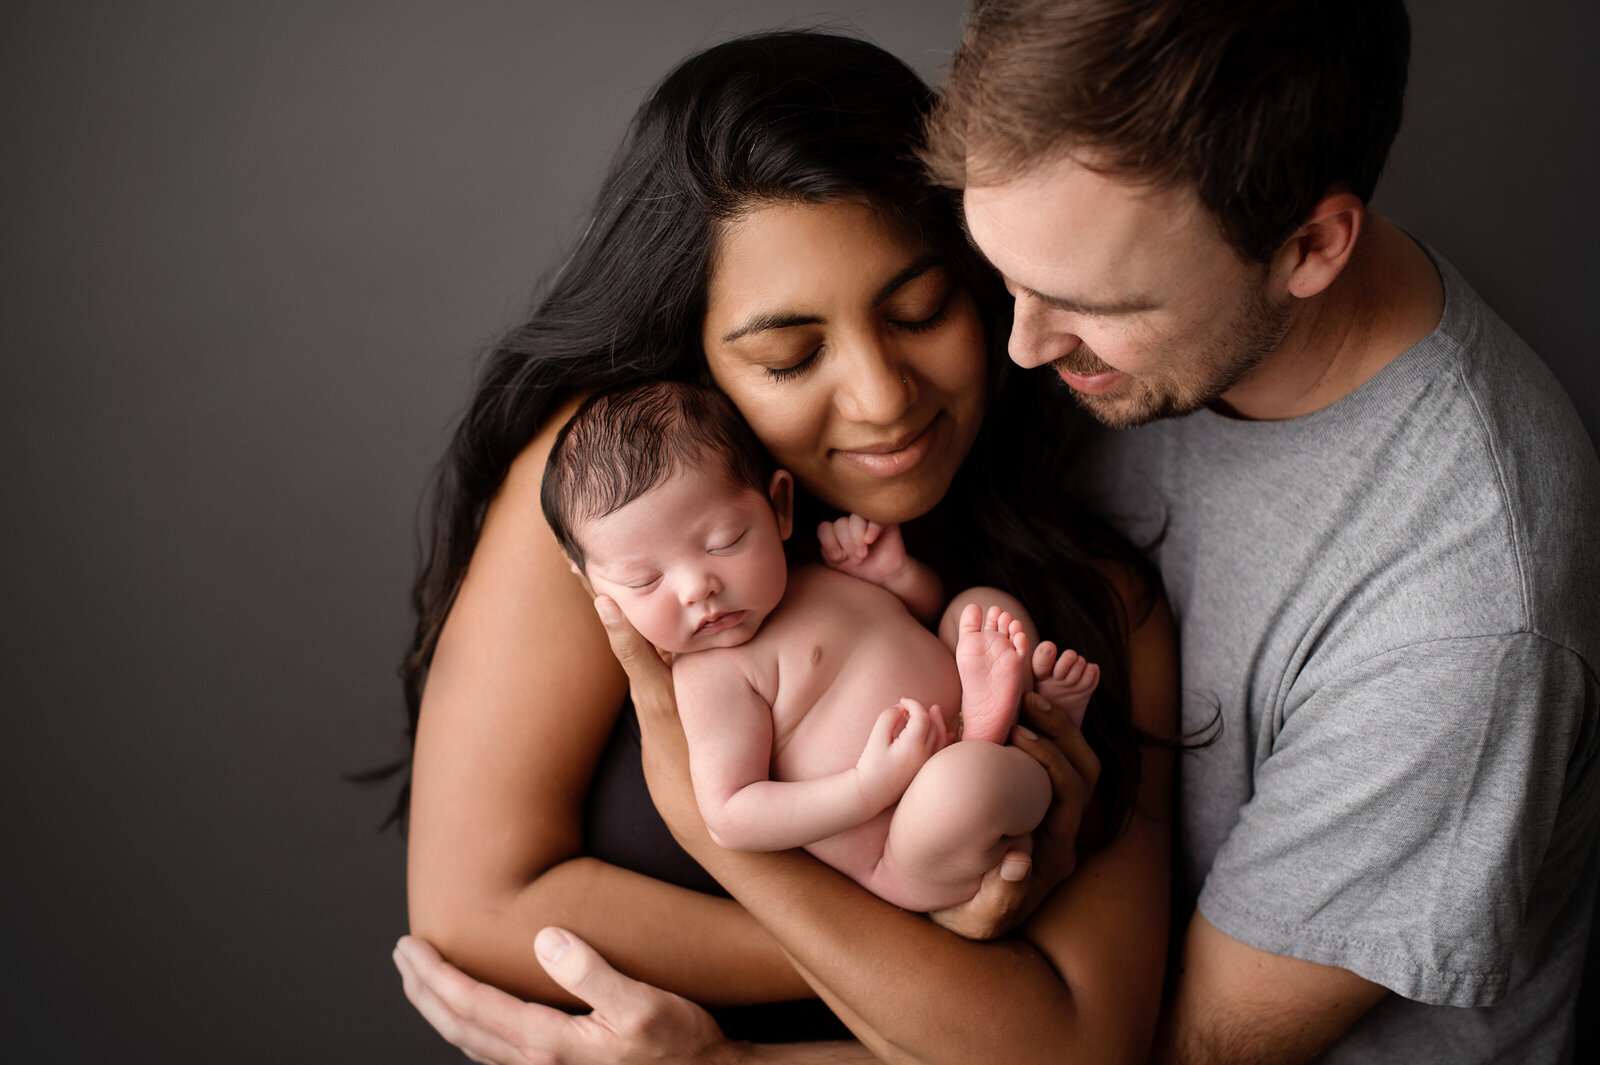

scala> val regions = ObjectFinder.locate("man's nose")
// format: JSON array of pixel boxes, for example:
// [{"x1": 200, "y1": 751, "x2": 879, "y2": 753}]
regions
[{"x1": 1008, "y1": 293, "x2": 1080, "y2": 369}]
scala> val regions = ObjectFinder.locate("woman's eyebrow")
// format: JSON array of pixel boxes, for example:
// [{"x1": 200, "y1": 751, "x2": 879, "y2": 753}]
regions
[
  {"x1": 719, "y1": 253, "x2": 944, "y2": 344},
  {"x1": 720, "y1": 311, "x2": 823, "y2": 344},
  {"x1": 871, "y1": 252, "x2": 941, "y2": 306}
]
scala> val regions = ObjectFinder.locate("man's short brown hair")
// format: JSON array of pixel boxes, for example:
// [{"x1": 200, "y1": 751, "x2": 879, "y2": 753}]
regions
[{"x1": 925, "y1": 0, "x2": 1411, "y2": 262}]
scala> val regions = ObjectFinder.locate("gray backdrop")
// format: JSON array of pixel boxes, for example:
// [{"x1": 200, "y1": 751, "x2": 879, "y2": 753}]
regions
[{"x1": 3, "y1": 2, "x2": 1594, "y2": 1062}]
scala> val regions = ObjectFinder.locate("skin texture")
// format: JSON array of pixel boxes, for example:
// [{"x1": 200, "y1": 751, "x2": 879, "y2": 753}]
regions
[
  {"x1": 404, "y1": 201, "x2": 1023, "y2": 1011},
  {"x1": 702, "y1": 202, "x2": 989, "y2": 527},
  {"x1": 966, "y1": 151, "x2": 1449, "y2": 1064},
  {"x1": 578, "y1": 468, "x2": 796, "y2": 656},
  {"x1": 397, "y1": 566, "x2": 1175, "y2": 1064},
  {"x1": 622, "y1": 568, "x2": 1177, "y2": 1065},
  {"x1": 401, "y1": 198, "x2": 1178, "y2": 1062},
  {"x1": 963, "y1": 150, "x2": 1442, "y2": 428}
]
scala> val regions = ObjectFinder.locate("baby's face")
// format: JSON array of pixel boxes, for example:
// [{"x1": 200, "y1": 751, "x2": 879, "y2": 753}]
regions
[{"x1": 578, "y1": 464, "x2": 792, "y2": 654}]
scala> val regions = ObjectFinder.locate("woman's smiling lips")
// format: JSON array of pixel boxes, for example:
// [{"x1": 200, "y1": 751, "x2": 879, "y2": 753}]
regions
[{"x1": 831, "y1": 416, "x2": 939, "y2": 477}]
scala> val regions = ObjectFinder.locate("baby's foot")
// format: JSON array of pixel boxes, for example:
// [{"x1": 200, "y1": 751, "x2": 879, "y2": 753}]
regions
[
  {"x1": 1030, "y1": 641, "x2": 1099, "y2": 728},
  {"x1": 955, "y1": 604, "x2": 1029, "y2": 743}
]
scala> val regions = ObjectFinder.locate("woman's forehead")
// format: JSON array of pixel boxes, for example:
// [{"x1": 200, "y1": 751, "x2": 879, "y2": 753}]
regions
[{"x1": 705, "y1": 201, "x2": 931, "y2": 320}]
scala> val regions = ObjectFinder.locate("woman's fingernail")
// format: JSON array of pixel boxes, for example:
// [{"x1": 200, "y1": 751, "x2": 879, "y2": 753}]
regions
[
  {"x1": 1001, "y1": 855, "x2": 1031, "y2": 882},
  {"x1": 536, "y1": 927, "x2": 572, "y2": 964},
  {"x1": 594, "y1": 596, "x2": 620, "y2": 624},
  {"x1": 1013, "y1": 724, "x2": 1037, "y2": 742}
]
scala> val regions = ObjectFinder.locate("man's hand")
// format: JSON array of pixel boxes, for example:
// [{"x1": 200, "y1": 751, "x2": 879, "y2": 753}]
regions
[{"x1": 394, "y1": 930, "x2": 740, "y2": 1065}]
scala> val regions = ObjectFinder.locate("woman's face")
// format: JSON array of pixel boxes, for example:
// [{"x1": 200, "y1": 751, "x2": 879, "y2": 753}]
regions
[{"x1": 702, "y1": 202, "x2": 988, "y2": 525}]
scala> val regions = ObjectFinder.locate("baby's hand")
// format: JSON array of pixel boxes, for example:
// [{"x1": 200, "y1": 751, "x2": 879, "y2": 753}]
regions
[
  {"x1": 854, "y1": 698, "x2": 942, "y2": 813},
  {"x1": 818, "y1": 514, "x2": 908, "y2": 587}
]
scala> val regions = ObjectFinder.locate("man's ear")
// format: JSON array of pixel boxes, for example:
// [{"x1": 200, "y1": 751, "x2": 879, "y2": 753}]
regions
[
  {"x1": 1273, "y1": 192, "x2": 1365, "y2": 300},
  {"x1": 768, "y1": 470, "x2": 795, "y2": 541}
]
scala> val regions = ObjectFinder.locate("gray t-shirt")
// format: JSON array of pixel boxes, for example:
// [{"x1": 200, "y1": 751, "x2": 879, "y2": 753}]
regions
[{"x1": 1080, "y1": 250, "x2": 1600, "y2": 1063}]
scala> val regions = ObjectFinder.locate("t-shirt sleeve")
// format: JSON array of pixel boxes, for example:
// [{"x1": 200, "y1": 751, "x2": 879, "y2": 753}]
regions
[{"x1": 1195, "y1": 631, "x2": 1593, "y2": 1007}]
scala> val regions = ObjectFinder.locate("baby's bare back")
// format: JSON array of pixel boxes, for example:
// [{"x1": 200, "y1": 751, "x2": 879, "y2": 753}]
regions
[{"x1": 750, "y1": 565, "x2": 961, "y2": 784}]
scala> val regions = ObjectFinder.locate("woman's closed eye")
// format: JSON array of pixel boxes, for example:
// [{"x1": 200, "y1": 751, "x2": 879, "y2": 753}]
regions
[
  {"x1": 763, "y1": 346, "x2": 822, "y2": 382},
  {"x1": 889, "y1": 298, "x2": 950, "y2": 334}
]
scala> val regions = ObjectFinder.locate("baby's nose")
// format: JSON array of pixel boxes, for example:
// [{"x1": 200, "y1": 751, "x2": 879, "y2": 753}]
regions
[{"x1": 681, "y1": 570, "x2": 721, "y2": 604}]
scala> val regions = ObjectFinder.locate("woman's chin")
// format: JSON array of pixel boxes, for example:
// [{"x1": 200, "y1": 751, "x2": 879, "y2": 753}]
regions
[{"x1": 814, "y1": 478, "x2": 954, "y2": 527}]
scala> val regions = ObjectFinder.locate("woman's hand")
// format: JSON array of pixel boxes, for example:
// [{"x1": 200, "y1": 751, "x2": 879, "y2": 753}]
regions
[
  {"x1": 593, "y1": 594, "x2": 707, "y2": 843},
  {"x1": 394, "y1": 930, "x2": 740, "y2": 1065},
  {"x1": 928, "y1": 691, "x2": 1101, "y2": 940}
]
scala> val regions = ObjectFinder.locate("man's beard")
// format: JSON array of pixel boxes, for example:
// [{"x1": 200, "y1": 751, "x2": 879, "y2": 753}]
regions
[{"x1": 1062, "y1": 277, "x2": 1293, "y2": 429}]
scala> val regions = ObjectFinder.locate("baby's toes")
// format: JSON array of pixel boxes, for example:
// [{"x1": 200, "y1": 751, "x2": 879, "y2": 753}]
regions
[
  {"x1": 1053, "y1": 648, "x2": 1083, "y2": 682},
  {"x1": 1032, "y1": 640, "x2": 1059, "y2": 680}
]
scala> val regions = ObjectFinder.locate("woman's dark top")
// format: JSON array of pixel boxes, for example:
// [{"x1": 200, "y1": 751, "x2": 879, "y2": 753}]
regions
[{"x1": 583, "y1": 698, "x2": 853, "y2": 1043}]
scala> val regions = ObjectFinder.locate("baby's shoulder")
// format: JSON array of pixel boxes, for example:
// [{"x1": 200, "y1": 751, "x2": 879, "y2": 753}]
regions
[
  {"x1": 784, "y1": 563, "x2": 897, "y2": 607},
  {"x1": 774, "y1": 565, "x2": 921, "y2": 635},
  {"x1": 673, "y1": 630, "x2": 781, "y2": 706}
]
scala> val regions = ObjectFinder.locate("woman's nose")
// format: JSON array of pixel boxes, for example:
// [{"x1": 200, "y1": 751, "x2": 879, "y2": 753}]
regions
[
  {"x1": 1008, "y1": 292, "x2": 1080, "y2": 369},
  {"x1": 838, "y1": 339, "x2": 915, "y2": 424}
]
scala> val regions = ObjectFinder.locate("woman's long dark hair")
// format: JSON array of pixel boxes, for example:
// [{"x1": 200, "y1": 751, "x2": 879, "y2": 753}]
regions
[{"x1": 387, "y1": 30, "x2": 1155, "y2": 842}]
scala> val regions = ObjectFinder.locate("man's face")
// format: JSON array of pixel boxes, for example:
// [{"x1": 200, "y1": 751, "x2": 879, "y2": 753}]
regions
[{"x1": 963, "y1": 152, "x2": 1292, "y2": 428}]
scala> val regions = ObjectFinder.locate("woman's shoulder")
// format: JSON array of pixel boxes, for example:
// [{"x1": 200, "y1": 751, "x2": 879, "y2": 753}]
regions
[{"x1": 495, "y1": 392, "x2": 589, "y2": 521}]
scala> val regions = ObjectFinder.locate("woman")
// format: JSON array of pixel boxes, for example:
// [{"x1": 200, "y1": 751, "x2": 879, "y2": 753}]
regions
[{"x1": 393, "y1": 30, "x2": 1177, "y2": 1063}]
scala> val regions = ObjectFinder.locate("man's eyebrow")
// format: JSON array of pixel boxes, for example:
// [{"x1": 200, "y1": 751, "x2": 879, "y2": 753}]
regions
[
  {"x1": 719, "y1": 253, "x2": 944, "y2": 343},
  {"x1": 1024, "y1": 284, "x2": 1159, "y2": 316}
]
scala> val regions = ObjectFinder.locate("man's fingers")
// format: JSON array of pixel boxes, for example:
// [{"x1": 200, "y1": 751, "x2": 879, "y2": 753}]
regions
[
  {"x1": 535, "y1": 927, "x2": 657, "y2": 1029},
  {"x1": 393, "y1": 937, "x2": 534, "y2": 1065}
]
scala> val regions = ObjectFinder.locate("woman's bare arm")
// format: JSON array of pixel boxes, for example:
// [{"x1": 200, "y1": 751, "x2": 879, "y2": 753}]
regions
[
  {"x1": 406, "y1": 398, "x2": 811, "y2": 1010},
  {"x1": 621, "y1": 574, "x2": 1178, "y2": 1064}
]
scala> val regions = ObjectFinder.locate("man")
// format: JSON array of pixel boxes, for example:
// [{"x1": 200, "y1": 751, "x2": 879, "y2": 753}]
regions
[
  {"x1": 930, "y1": 1, "x2": 1600, "y2": 1061},
  {"x1": 395, "y1": 3, "x2": 1599, "y2": 1062}
]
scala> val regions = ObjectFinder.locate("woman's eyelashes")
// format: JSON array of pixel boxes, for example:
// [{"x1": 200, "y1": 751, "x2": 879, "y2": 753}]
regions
[
  {"x1": 891, "y1": 299, "x2": 950, "y2": 334},
  {"x1": 764, "y1": 349, "x2": 821, "y2": 381},
  {"x1": 759, "y1": 297, "x2": 951, "y2": 381}
]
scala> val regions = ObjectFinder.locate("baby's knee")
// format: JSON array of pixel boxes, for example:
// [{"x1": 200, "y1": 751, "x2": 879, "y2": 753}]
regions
[
  {"x1": 938, "y1": 585, "x2": 1039, "y2": 648},
  {"x1": 904, "y1": 742, "x2": 1050, "y2": 834}
]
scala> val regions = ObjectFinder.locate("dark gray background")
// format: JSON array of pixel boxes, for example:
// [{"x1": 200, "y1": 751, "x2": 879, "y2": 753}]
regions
[{"x1": 2, "y1": 2, "x2": 1594, "y2": 1062}]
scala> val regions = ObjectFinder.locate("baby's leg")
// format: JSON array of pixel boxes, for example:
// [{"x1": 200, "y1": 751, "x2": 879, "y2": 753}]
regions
[
  {"x1": 863, "y1": 741, "x2": 1052, "y2": 912},
  {"x1": 940, "y1": 587, "x2": 1035, "y2": 742}
]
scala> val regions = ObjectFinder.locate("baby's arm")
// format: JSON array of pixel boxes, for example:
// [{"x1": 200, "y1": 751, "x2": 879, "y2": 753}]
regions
[
  {"x1": 676, "y1": 652, "x2": 942, "y2": 852},
  {"x1": 817, "y1": 514, "x2": 943, "y2": 626}
]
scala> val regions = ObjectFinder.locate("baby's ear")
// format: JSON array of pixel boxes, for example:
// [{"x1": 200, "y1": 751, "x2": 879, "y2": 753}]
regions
[
  {"x1": 768, "y1": 470, "x2": 795, "y2": 540},
  {"x1": 566, "y1": 556, "x2": 595, "y2": 595}
]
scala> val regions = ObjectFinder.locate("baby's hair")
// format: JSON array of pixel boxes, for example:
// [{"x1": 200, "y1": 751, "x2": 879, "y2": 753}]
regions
[{"x1": 542, "y1": 380, "x2": 774, "y2": 570}]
